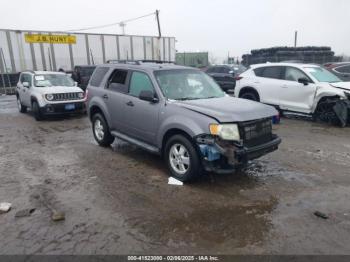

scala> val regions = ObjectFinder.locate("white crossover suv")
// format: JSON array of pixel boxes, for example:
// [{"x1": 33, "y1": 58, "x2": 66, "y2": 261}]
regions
[
  {"x1": 16, "y1": 71, "x2": 86, "y2": 120},
  {"x1": 235, "y1": 63, "x2": 350, "y2": 126}
]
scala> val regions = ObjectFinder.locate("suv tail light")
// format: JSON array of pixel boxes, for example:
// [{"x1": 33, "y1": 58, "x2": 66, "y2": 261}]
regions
[{"x1": 235, "y1": 76, "x2": 243, "y2": 81}]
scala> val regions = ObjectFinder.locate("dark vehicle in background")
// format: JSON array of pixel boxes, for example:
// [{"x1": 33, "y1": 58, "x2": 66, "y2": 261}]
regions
[
  {"x1": 205, "y1": 64, "x2": 246, "y2": 93},
  {"x1": 71, "y1": 66, "x2": 96, "y2": 90},
  {"x1": 324, "y1": 62, "x2": 350, "y2": 82}
]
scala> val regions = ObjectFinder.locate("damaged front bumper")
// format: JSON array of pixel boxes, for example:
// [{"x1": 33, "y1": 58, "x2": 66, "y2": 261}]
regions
[
  {"x1": 333, "y1": 99, "x2": 350, "y2": 127},
  {"x1": 196, "y1": 134, "x2": 281, "y2": 174}
]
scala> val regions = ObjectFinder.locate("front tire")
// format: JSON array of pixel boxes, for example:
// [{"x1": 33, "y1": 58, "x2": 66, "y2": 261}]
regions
[
  {"x1": 164, "y1": 134, "x2": 202, "y2": 182},
  {"x1": 32, "y1": 101, "x2": 43, "y2": 121},
  {"x1": 17, "y1": 96, "x2": 27, "y2": 113},
  {"x1": 92, "y1": 113, "x2": 115, "y2": 147}
]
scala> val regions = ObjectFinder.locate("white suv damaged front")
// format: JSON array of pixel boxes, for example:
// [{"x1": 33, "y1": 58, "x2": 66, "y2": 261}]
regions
[{"x1": 236, "y1": 63, "x2": 350, "y2": 127}]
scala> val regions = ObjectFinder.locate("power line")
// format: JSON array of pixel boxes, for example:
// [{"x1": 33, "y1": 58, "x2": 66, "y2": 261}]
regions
[{"x1": 66, "y1": 11, "x2": 156, "y2": 32}]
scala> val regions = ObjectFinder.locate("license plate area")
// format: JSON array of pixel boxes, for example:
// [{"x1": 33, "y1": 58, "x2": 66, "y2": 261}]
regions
[{"x1": 65, "y1": 103, "x2": 75, "y2": 110}]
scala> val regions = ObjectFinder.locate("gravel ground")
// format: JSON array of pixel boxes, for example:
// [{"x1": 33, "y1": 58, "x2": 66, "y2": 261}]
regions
[{"x1": 0, "y1": 95, "x2": 350, "y2": 254}]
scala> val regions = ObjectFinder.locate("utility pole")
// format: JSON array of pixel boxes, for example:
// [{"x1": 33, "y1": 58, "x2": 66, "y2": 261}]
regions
[
  {"x1": 294, "y1": 30, "x2": 298, "y2": 48},
  {"x1": 156, "y1": 10, "x2": 161, "y2": 38},
  {"x1": 119, "y1": 22, "x2": 126, "y2": 35}
]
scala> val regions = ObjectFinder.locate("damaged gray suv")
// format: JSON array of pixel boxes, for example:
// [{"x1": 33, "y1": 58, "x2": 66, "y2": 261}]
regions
[{"x1": 87, "y1": 61, "x2": 281, "y2": 181}]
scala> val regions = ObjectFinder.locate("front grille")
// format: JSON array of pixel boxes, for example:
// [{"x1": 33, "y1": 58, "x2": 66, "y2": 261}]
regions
[
  {"x1": 52, "y1": 93, "x2": 81, "y2": 101},
  {"x1": 239, "y1": 118, "x2": 272, "y2": 147}
]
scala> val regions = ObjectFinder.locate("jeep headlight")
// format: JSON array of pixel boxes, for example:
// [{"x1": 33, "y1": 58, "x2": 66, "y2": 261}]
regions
[
  {"x1": 78, "y1": 92, "x2": 84, "y2": 99},
  {"x1": 209, "y1": 123, "x2": 240, "y2": 141},
  {"x1": 45, "y1": 94, "x2": 54, "y2": 101}
]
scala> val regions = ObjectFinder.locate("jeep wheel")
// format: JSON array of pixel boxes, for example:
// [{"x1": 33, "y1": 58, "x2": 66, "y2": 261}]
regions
[
  {"x1": 92, "y1": 113, "x2": 115, "y2": 147},
  {"x1": 32, "y1": 101, "x2": 43, "y2": 121},
  {"x1": 165, "y1": 135, "x2": 202, "y2": 182},
  {"x1": 240, "y1": 91, "x2": 259, "y2": 101},
  {"x1": 17, "y1": 96, "x2": 27, "y2": 113}
]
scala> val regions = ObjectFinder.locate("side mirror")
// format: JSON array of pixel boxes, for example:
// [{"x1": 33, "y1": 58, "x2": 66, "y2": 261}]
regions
[
  {"x1": 74, "y1": 81, "x2": 78, "y2": 87},
  {"x1": 139, "y1": 90, "x2": 158, "y2": 103},
  {"x1": 298, "y1": 77, "x2": 309, "y2": 85},
  {"x1": 23, "y1": 82, "x2": 30, "y2": 88}
]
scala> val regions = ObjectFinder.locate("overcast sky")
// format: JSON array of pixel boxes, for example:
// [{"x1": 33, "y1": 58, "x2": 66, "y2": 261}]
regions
[{"x1": 1, "y1": 0, "x2": 349, "y2": 61}]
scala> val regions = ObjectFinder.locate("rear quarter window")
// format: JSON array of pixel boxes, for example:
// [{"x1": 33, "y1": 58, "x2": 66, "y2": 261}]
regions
[{"x1": 89, "y1": 67, "x2": 109, "y2": 87}]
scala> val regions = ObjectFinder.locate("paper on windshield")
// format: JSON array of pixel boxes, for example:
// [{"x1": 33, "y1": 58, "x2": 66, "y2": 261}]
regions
[{"x1": 34, "y1": 75, "x2": 45, "y2": 81}]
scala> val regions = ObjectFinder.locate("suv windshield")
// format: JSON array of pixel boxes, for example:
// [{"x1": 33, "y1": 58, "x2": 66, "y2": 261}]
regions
[
  {"x1": 34, "y1": 74, "x2": 75, "y2": 87},
  {"x1": 154, "y1": 69, "x2": 225, "y2": 100},
  {"x1": 304, "y1": 67, "x2": 341, "y2": 83}
]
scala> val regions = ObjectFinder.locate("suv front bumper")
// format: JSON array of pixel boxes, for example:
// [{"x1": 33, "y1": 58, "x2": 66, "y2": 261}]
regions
[
  {"x1": 39, "y1": 102, "x2": 86, "y2": 115},
  {"x1": 197, "y1": 135, "x2": 281, "y2": 174}
]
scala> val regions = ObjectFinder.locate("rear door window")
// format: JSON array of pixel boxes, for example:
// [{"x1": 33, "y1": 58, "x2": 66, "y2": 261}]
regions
[
  {"x1": 90, "y1": 67, "x2": 109, "y2": 87},
  {"x1": 255, "y1": 66, "x2": 283, "y2": 79},
  {"x1": 129, "y1": 71, "x2": 154, "y2": 97},
  {"x1": 107, "y1": 69, "x2": 129, "y2": 93}
]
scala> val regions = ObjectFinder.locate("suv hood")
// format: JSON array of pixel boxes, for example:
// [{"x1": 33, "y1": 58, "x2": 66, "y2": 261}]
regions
[
  {"x1": 329, "y1": 82, "x2": 350, "y2": 91},
  {"x1": 35, "y1": 86, "x2": 84, "y2": 94},
  {"x1": 173, "y1": 96, "x2": 278, "y2": 122}
]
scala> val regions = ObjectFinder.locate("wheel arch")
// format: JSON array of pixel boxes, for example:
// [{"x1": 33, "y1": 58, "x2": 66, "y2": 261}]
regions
[
  {"x1": 161, "y1": 128, "x2": 195, "y2": 156},
  {"x1": 312, "y1": 94, "x2": 342, "y2": 113},
  {"x1": 238, "y1": 86, "x2": 260, "y2": 101},
  {"x1": 88, "y1": 100, "x2": 111, "y2": 127}
]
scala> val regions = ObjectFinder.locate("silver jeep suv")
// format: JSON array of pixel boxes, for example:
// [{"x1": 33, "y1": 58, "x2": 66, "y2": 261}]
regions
[
  {"x1": 87, "y1": 61, "x2": 281, "y2": 181},
  {"x1": 16, "y1": 71, "x2": 86, "y2": 120}
]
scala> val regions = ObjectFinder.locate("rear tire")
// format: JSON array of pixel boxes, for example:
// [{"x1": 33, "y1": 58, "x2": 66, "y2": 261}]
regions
[
  {"x1": 164, "y1": 134, "x2": 202, "y2": 182},
  {"x1": 17, "y1": 96, "x2": 27, "y2": 113},
  {"x1": 92, "y1": 113, "x2": 115, "y2": 147},
  {"x1": 32, "y1": 101, "x2": 43, "y2": 121},
  {"x1": 240, "y1": 90, "x2": 259, "y2": 101}
]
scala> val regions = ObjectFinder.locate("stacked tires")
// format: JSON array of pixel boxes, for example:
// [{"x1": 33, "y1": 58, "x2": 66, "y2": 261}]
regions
[{"x1": 241, "y1": 46, "x2": 342, "y2": 66}]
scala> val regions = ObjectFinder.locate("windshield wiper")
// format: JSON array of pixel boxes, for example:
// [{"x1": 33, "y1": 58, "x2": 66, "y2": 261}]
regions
[
  {"x1": 204, "y1": 96, "x2": 218, "y2": 99},
  {"x1": 175, "y1": 97, "x2": 201, "y2": 101}
]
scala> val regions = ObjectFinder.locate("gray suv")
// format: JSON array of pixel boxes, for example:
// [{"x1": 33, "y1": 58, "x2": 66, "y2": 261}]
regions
[{"x1": 87, "y1": 62, "x2": 281, "y2": 181}]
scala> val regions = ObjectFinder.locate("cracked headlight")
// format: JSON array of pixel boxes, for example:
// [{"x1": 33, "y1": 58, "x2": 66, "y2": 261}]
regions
[
  {"x1": 209, "y1": 123, "x2": 240, "y2": 141},
  {"x1": 45, "y1": 94, "x2": 54, "y2": 101}
]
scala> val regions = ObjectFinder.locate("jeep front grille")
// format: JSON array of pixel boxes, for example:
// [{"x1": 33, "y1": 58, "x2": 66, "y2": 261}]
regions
[
  {"x1": 239, "y1": 118, "x2": 272, "y2": 147},
  {"x1": 52, "y1": 93, "x2": 81, "y2": 101}
]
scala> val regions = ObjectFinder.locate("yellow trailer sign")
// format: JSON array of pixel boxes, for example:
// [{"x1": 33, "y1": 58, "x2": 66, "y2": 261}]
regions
[{"x1": 24, "y1": 34, "x2": 76, "y2": 44}]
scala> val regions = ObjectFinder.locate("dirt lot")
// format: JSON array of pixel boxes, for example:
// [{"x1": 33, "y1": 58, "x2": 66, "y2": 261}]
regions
[{"x1": 0, "y1": 95, "x2": 350, "y2": 255}]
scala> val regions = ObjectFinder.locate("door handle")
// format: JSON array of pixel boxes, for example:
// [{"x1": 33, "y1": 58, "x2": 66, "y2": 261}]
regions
[
  {"x1": 126, "y1": 101, "x2": 134, "y2": 107},
  {"x1": 282, "y1": 85, "x2": 288, "y2": 88},
  {"x1": 102, "y1": 94, "x2": 108, "y2": 99}
]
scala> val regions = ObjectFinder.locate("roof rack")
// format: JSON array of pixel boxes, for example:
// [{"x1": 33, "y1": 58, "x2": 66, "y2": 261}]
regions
[{"x1": 106, "y1": 59, "x2": 175, "y2": 65}]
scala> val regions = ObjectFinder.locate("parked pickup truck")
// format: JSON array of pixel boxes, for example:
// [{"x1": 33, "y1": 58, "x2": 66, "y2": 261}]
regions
[{"x1": 87, "y1": 62, "x2": 281, "y2": 181}]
